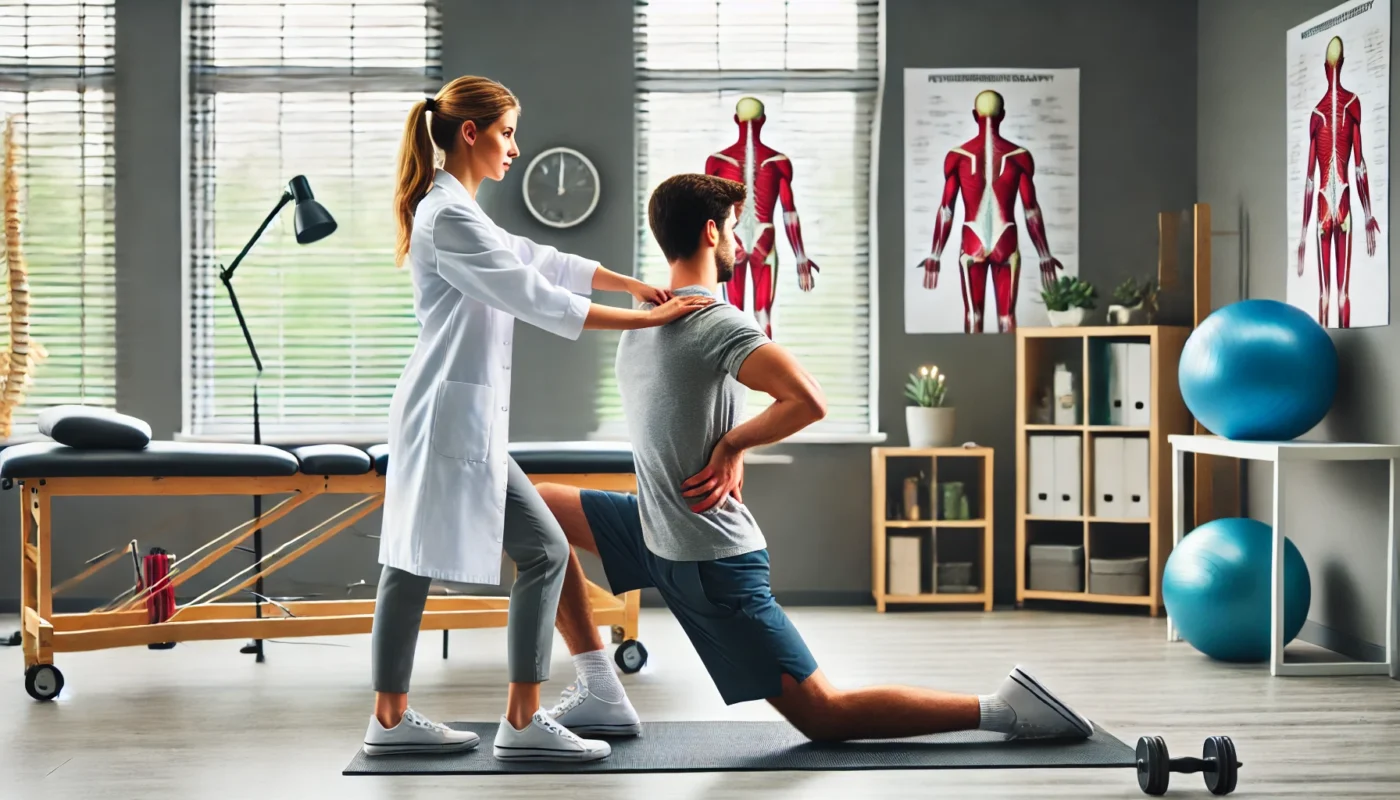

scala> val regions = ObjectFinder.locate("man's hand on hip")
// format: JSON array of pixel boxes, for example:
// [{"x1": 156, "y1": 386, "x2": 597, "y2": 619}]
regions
[{"x1": 681, "y1": 440, "x2": 745, "y2": 513}]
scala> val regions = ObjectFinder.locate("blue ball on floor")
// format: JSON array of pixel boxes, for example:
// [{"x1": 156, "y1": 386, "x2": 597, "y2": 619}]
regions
[
  {"x1": 1162, "y1": 517, "x2": 1311, "y2": 663},
  {"x1": 1178, "y1": 299, "x2": 1338, "y2": 440}
]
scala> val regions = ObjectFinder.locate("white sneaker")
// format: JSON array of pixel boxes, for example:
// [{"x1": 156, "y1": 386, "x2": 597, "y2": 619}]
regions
[
  {"x1": 997, "y1": 665, "x2": 1094, "y2": 740},
  {"x1": 363, "y1": 707, "x2": 481, "y2": 756},
  {"x1": 493, "y1": 710, "x2": 611, "y2": 762},
  {"x1": 546, "y1": 679, "x2": 642, "y2": 737}
]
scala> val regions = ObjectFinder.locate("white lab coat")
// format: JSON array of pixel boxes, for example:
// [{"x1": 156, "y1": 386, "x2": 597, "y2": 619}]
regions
[{"x1": 378, "y1": 169, "x2": 597, "y2": 584}]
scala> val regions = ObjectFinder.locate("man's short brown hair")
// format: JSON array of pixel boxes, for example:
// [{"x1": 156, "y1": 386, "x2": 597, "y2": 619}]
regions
[{"x1": 647, "y1": 174, "x2": 746, "y2": 262}]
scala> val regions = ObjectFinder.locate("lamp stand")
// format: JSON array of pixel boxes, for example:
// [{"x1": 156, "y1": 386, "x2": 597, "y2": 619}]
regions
[{"x1": 220, "y1": 189, "x2": 292, "y2": 664}]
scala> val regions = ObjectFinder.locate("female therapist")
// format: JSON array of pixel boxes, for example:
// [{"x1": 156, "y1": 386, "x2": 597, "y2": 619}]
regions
[{"x1": 362, "y1": 76, "x2": 712, "y2": 761}]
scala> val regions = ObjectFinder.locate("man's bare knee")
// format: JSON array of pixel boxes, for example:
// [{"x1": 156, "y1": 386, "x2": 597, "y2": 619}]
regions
[
  {"x1": 780, "y1": 698, "x2": 845, "y2": 743},
  {"x1": 770, "y1": 672, "x2": 846, "y2": 743},
  {"x1": 534, "y1": 482, "x2": 598, "y2": 554},
  {"x1": 535, "y1": 482, "x2": 572, "y2": 512}
]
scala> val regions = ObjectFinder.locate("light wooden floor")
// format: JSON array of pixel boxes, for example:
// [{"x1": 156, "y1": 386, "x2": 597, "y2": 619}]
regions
[{"x1": 3, "y1": 607, "x2": 1397, "y2": 799}]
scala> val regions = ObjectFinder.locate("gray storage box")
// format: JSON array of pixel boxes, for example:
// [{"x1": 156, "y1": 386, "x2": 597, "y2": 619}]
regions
[
  {"x1": 1028, "y1": 544, "x2": 1084, "y2": 592},
  {"x1": 936, "y1": 561, "x2": 974, "y2": 589},
  {"x1": 1089, "y1": 556, "x2": 1149, "y2": 596}
]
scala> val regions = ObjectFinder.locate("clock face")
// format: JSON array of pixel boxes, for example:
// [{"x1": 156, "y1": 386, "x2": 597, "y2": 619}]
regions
[{"x1": 523, "y1": 147, "x2": 600, "y2": 228}]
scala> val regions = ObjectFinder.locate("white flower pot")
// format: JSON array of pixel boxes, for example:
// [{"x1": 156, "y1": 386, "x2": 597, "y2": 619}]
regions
[
  {"x1": 1047, "y1": 307, "x2": 1087, "y2": 327},
  {"x1": 907, "y1": 406, "x2": 956, "y2": 448},
  {"x1": 1108, "y1": 303, "x2": 1144, "y2": 325}
]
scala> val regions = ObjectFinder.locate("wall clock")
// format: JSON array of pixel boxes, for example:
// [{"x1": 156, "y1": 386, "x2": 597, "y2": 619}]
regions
[{"x1": 523, "y1": 146, "x2": 600, "y2": 229}]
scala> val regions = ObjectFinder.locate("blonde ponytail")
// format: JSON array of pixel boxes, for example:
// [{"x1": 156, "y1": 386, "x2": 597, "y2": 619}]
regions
[
  {"x1": 392, "y1": 77, "x2": 519, "y2": 267},
  {"x1": 394, "y1": 98, "x2": 436, "y2": 267}
]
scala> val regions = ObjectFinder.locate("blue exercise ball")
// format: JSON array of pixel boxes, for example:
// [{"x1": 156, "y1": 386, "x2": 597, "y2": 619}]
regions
[
  {"x1": 1162, "y1": 517, "x2": 1311, "y2": 663},
  {"x1": 1178, "y1": 299, "x2": 1338, "y2": 440}
]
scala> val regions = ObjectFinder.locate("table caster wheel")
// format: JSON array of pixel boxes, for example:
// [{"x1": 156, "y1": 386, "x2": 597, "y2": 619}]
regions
[
  {"x1": 615, "y1": 639, "x2": 648, "y2": 674},
  {"x1": 610, "y1": 625, "x2": 626, "y2": 645},
  {"x1": 1136, "y1": 735, "x2": 1169, "y2": 796},
  {"x1": 25, "y1": 664, "x2": 64, "y2": 702},
  {"x1": 1204, "y1": 735, "x2": 1240, "y2": 795}
]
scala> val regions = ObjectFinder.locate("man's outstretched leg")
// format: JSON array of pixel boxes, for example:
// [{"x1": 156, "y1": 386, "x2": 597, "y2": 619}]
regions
[
  {"x1": 770, "y1": 665, "x2": 1092, "y2": 743},
  {"x1": 537, "y1": 483, "x2": 642, "y2": 737},
  {"x1": 687, "y1": 549, "x2": 1093, "y2": 743}
]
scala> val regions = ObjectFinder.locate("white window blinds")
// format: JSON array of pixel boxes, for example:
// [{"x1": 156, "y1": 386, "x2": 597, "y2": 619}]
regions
[
  {"x1": 0, "y1": 0, "x2": 116, "y2": 435},
  {"x1": 187, "y1": 0, "x2": 441, "y2": 439},
  {"x1": 603, "y1": 0, "x2": 879, "y2": 438}
]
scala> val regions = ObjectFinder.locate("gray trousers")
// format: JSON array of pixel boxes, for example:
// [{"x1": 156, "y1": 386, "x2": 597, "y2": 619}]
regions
[{"x1": 371, "y1": 456, "x2": 569, "y2": 691}]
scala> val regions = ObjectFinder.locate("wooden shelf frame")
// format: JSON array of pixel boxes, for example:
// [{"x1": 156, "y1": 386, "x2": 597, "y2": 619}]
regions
[
  {"x1": 1014, "y1": 325, "x2": 1194, "y2": 614},
  {"x1": 871, "y1": 446, "x2": 994, "y2": 612}
]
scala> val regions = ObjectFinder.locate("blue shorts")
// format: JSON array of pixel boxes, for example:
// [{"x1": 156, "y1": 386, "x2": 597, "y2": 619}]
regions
[{"x1": 579, "y1": 490, "x2": 818, "y2": 705}]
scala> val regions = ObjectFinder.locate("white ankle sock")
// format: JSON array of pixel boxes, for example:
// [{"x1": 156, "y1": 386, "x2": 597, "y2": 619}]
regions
[
  {"x1": 978, "y1": 694, "x2": 1015, "y2": 733},
  {"x1": 573, "y1": 649, "x2": 624, "y2": 702}
]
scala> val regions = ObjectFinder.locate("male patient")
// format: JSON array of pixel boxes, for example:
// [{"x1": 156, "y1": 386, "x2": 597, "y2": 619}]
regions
[{"x1": 535, "y1": 173, "x2": 1094, "y2": 744}]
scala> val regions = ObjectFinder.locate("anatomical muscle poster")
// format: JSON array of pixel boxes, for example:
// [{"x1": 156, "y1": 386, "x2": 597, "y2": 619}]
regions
[
  {"x1": 904, "y1": 68, "x2": 1080, "y2": 334},
  {"x1": 1287, "y1": 0, "x2": 1390, "y2": 329}
]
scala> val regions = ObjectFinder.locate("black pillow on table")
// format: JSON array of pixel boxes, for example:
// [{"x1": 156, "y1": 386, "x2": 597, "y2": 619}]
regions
[{"x1": 36, "y1": 405, "x2": 153, "y2": 450}]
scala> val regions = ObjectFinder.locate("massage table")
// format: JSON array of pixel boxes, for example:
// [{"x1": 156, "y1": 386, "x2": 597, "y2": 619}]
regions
[{"x1": 0, "y1": 439, "x2": 644, "y2": 701}]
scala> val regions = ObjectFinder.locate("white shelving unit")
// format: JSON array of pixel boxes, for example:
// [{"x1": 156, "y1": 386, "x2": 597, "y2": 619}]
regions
[{"x1": 1169, "y1": 434, "x2": 1400, "y2": 678}]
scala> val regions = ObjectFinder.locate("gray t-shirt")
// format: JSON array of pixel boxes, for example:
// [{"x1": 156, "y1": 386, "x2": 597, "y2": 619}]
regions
[{"x1": 616, "y1": 285, "x2": 771, "y2": 561}]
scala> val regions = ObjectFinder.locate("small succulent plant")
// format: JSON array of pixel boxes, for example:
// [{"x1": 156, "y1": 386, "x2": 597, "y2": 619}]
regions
[
  {"x1": 1040, "y1": 275, "x2": 1097, "y2": 311},
  {"x1": 904, "y1": 365, "x2": 948, "y2": 408}
]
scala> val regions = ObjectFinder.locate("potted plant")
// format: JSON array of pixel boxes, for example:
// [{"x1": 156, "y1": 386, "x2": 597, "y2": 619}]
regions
[
  {"x1": 904, "y1": 365, "x2": 954, "y2": 448},
  {"x1": 1040, "y1": 275, "x2": 1097, "y2": 327},
  {"x1": 1108, "y1": 276, "x2": 1159, "y2": 325}
]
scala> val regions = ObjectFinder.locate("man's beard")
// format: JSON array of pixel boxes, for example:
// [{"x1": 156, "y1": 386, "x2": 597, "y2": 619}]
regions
[{"x1": 716, "y1": 237, "x2": 736, "y2": 283}]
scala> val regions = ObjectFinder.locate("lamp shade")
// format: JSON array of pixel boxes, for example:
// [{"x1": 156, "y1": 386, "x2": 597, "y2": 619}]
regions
[{"x1": 288, "y1": 175, "x2": 337, "y2": 244}]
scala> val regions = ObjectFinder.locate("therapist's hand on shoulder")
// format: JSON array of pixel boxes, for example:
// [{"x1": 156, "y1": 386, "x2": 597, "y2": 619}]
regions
[
  {"x1": 582, "y1": 292, "x2": 712, "y2": 330},
  {"x1": 647, "y1": 294, "x2": 714, "y2": 324},
  {"x1": 628, "y1": 280, "x2": 673, "y2": 307}
]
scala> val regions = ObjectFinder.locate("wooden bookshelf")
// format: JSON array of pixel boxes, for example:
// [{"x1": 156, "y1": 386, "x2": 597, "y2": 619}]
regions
[
  {"x1": 1014, "y1": 325, "x2": 1193, "y2": 615},
  {"x1": 871, "y1": 447, "x2": 993, "y2": 612}
]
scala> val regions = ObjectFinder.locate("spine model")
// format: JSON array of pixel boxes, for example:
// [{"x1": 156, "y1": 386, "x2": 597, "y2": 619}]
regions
[{"x1": 1, "y1": 115, "x2": 46, "y2": 438}]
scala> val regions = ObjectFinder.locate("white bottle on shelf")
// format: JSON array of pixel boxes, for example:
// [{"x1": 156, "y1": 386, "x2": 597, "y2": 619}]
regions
[{"x1": 1053, "y1": 363, "x2": 1077, "y2": 426}]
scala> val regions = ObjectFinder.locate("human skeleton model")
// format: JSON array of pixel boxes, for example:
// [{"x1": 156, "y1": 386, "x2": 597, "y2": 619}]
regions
[
  {"x1": 916, "y1": 90, "x2": 1062, "y2": 333},
  {"x1": 704, "y1": 97, "x2": 817, "y2": 338},
  {"x1": 1294, "y1": 35, "x2": 1381, "y2": 329}
]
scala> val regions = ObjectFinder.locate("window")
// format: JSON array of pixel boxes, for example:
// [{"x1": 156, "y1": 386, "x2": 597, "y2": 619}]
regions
[
  {"x1": 186, "y1": 0, "x2": 441, "y2": 439},
  {"x1": 0, "y1": 0, "x2": 117, "y2": 436},
  {"x1": 599, "y1": 0, "x2": 880, "y2": 438}
]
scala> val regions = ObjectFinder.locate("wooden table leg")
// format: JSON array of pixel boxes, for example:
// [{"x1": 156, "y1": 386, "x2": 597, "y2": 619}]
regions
[
  {"x1": 622, "y1": 589, "x2": 640, "y2": 641},
  {"x1": 19, "y1": 484, "x2": 37, "y2": 669},
  {"x1": 32, "y1": 485, "x2": 53, "y2": 668}
]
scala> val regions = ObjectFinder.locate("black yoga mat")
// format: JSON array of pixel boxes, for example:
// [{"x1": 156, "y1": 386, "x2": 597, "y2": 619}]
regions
[{"x1": 343, "y1": 721, "x2": 1136, "y2": 776}]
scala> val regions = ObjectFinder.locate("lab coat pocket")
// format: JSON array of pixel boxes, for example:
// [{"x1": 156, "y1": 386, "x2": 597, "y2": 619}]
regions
[{"x1": 431, "y1": 381, "x2": 495, "y2": 463}]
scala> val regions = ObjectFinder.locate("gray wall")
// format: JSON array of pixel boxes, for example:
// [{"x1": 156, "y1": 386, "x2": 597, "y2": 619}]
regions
[
  {"x1": 2, "y1": 0, "x2": 1199, "y2": 613},
  {"x1": 879, "y1": 0, "x2": 1198, "y2": 605},
  {"x1": 1198, "y1": 0, "x2": 1397, "y2": 660}
]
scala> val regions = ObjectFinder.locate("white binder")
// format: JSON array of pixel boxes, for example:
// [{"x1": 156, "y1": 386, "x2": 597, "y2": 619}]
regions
[
  {"x1": 1029, "y1": 435, "x2": 1055, "y2": 516},
  {"x1": 1108, "y1": 343, "x2": 1129, "y2": 425},
  {"x1": 1123, "y1": 437, "x2": 1151, "y2": 519},
  {"x1": 1053, "y1": 435, "x2": 1082, "y2": 518},
  {"x1": 1126, "y1": 343, "x2": 1152, "y2": 426},
  {"x1": 887, "y1": 535, "x2": 922, "y2": 596},
  {"x1": 1094, "y1": 436, "x2": 1126, "y2": 518}
]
